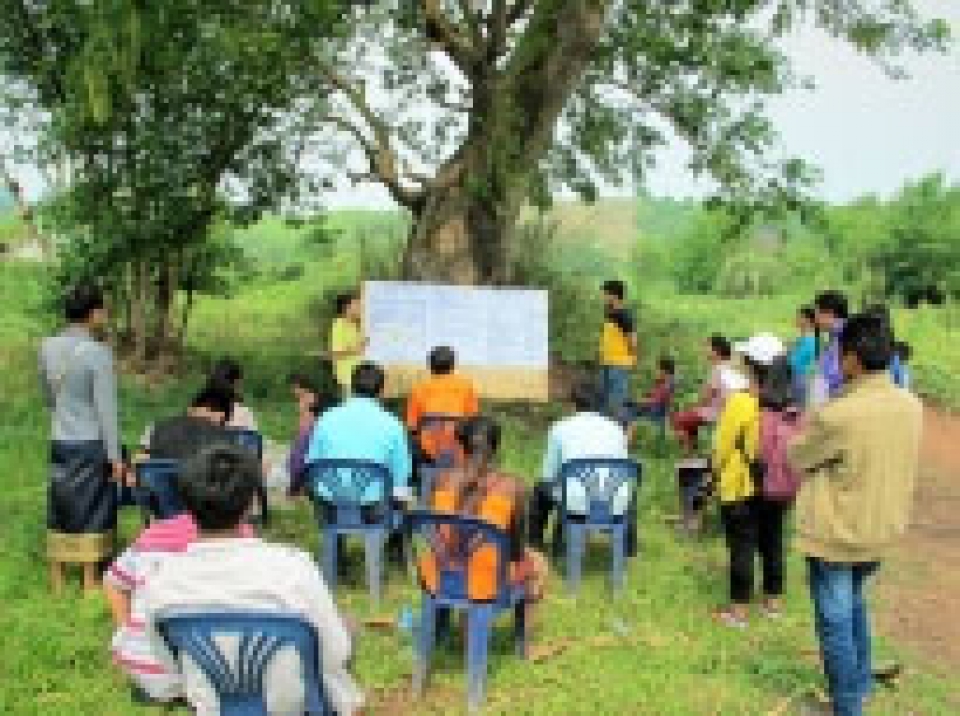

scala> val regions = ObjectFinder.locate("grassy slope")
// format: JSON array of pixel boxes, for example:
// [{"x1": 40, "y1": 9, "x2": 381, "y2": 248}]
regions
[{"x1": 1, "y1": 255, "x2": 957, "y2": 715}]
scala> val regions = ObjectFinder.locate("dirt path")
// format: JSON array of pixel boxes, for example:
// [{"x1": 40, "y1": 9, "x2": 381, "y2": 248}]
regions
[{"x1": 877, "y1": 407, "x2": 960, "y2": 672}]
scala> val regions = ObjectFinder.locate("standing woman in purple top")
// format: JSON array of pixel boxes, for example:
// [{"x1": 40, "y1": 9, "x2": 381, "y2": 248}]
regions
[{"x1": 812, "y1": 291, "x2": 850, "y2": 405}]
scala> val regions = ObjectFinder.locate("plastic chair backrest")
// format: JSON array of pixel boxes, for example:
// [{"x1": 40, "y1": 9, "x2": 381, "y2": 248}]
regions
[
  {"x1": 157, "y1": 610, "x2": 328, "y2": 715},
  {"x1": 135, "y1": 459, "x2": 184, "y2": 520},
  {"x1": 559, "y1": 458, "x2": 640, "y2": 523},
  {"x1": 306, "y1": 459, "x2": 393, "y2": 527},
  {"x1": 228, "y1": 429, "x2": 264, "y2": 459},
  {"x1": 408, "y1": 510, "x2": 512, "y2": 606}
]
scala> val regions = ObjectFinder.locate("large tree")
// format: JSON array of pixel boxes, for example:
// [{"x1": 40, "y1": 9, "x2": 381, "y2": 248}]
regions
[{"x1": 313, "y1": 0, "x2": 948, "y2": 283}]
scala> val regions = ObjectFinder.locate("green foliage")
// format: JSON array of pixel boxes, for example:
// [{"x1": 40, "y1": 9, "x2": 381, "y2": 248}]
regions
[
  {"x1": 508, "y1": 216, "x2": 620, "y2": 362},
  {"x1": 0, "y1": 0, "x2": 342, "y2": 359},
  {"x1": 874, "y1": 174, "x2": 960, "y2": 304},
  {"x1": 670, "y1": 210, "x2": 738, "y2": 294},
  {"x1": 657, "y1": 173, "x2": 960, "y2": 305},
  {"x1": 0, "y1": 210, "x2": 25, "y2": 247}
]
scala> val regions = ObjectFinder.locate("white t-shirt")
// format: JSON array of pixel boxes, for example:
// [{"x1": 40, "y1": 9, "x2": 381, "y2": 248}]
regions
[
  {"x1": 699, "y1": 363, "x2": 749, "y2": 422},
  {"x1": 142, "y1": 538, "x2": 363, "y2": 716},
  {"x1": 541, "y1": 412, "x2": 632, "y2": 515}
]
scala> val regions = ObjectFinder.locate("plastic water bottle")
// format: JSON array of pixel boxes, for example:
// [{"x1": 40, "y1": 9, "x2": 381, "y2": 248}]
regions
[{"x1": 398, "y1": 604, "x2": 416, "y2": 637}]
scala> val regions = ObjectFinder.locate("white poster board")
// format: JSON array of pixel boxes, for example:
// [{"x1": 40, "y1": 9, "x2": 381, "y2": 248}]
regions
[{"x1": 363, "y1": 281, "x2": 549, "y2": 401}]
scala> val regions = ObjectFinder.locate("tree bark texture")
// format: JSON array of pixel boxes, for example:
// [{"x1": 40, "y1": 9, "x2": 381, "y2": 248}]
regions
[{"x1": 401, "y1": 0, "x2": 612, "y2": 284}]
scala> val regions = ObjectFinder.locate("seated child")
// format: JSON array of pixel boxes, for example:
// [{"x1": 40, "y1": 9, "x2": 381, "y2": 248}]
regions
[{"x1": 625, "y1": 356, "x2": 675, "y2": 440}]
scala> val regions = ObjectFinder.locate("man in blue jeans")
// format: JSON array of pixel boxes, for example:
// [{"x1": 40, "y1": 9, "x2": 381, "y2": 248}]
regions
[{"x1": 789, "y1": 313, "x2": 922, "y2": 716}]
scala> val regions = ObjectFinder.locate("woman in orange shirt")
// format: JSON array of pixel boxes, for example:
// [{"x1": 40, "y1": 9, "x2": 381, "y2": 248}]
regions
[{"x1": 419, "y1": 416, "x2": 548, "y2": 614}]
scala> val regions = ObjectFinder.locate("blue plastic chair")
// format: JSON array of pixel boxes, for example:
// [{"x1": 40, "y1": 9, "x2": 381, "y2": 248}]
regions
[
  {"x1": 408, "y1": 511, "x2": 527, "y2": 713},
  {"x1": 156, "y1": 610, "x2": 331, "y2": 716},
  {"x1": 134, "y1": 459, "x2": 184, "y2": 521},
  {"x1": 227, "y1": 429, "x2": 264, "y2": 459},
  {"x1": 557, "y1": 458, "x2": 641, "y2": 594},
  {"x1": 306, "y1": 459, "x2": 396, "y2": 603}
]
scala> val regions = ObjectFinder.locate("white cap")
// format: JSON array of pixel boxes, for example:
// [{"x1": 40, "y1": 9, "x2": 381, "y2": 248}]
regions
[{"x1": 734, "y1": 334, "x2": 786, "y2": 366}]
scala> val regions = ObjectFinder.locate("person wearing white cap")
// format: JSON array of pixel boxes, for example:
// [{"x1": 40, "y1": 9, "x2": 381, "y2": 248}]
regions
[{"x1": 713, "y1": 333, "x2": 798, "y2": 629}]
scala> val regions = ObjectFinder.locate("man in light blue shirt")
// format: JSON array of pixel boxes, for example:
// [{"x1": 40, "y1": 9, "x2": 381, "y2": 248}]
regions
[
  {"x1": 306, "y1": 362, "x2": 412, "y2": 504},
  {"x1": 529, "y1": 378, "x2": 632, "y2": 553}
]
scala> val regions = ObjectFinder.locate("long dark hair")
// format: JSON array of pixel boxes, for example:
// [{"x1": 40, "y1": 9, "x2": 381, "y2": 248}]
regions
[
  {"x1": 763, "y1": 356, "x2": 795, "y2": 411},
  {"x1": 210, "y1": 357, "x2": 244, "y2": 402},
  {"x1": 746, "y1": 356, "x2": 795, "y2": 412}
]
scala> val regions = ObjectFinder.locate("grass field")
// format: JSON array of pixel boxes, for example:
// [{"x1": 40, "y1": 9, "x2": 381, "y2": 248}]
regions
[{"x1": 1, "y1": 214, "x2": 958, "y2": 715}]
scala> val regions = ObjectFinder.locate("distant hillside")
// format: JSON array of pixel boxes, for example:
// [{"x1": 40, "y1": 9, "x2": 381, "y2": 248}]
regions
[
  {"x1": 524, "y1": 196, "x2": 703, "y2": 257},
  {"x1": 233, "y1": 196, "x2": 705, "y2": 263},
  {"x1": 0, "y1": 187, "x2": 13, "y2": 212}
]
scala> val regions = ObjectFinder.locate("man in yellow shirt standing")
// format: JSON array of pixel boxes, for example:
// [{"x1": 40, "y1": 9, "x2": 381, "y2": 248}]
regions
[
  {"x1": 599, "y1": 280, "x2": 638, "y2": 423},
  {"x1": 330, "y1": 292, "x2": 366, "y2": 399}
]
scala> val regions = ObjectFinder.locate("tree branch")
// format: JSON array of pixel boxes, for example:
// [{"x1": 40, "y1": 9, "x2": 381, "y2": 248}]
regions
[
  {"x1": 506, "y1": 0, "x2": 535, "y2": 27},
  {"x1": 324, "y1": 110, "x2": 424, "y2": 209},
  {"x1": 489, "y1": 0, "x2": 508, "y2": 57},
  {"x1": 422, "y1": 0, "x2": 478, "y2": 74},
  {"x1": 454, "y1": 0, "x2": 482, "y2": 44}
]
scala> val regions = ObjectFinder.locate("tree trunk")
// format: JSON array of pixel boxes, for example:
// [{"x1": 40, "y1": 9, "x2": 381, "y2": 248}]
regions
[
  {"x1": 151, "y1": 254, "x2": 178, "y2": 362},
  {"x1": 400, "y1": 0, "x2": 612, "y2": 285},
  {"x1": 403, "y1": 169, "x2": 521, "y2": 285},
  {"x1": 130, "y1": 260, "x2": 150, "y2": 367}
]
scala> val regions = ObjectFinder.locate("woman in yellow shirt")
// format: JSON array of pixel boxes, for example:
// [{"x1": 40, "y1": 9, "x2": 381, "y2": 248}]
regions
[
  {"x1": 713, "y1": 334, "x2": 790, "y2": 628},
  {"x1": 330, "y1": 292, "x2": 366, "y2": 398}
]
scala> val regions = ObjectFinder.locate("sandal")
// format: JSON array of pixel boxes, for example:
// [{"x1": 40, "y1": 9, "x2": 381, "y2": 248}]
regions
[
  {"x1": 760, "y1": 597, "x2": 784, "y2": 619},
  {"x1": 713, "y1": 606, "x2": 749, "y2": 629}
]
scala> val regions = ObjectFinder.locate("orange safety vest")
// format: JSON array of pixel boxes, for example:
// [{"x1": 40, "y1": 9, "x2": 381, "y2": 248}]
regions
[{"x1": 418, "y1": 481, "x2": 515, "y2": 602}]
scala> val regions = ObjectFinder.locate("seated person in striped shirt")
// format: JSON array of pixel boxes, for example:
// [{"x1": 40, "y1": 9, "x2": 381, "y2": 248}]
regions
[
  {"x1": 405, "y1": 346, "x2": 480, "y2": 468},
  {"x1": 140, "y1": 445, "x2": 364, "y2": 715},
  {"x1": 104, "y1": 480, "x2": 255, "y2": 703}
]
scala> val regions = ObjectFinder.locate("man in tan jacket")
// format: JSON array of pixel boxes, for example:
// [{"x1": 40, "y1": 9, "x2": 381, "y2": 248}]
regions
[{"x1": 788, "y1": 312, "x2": 922, "y2": 716}]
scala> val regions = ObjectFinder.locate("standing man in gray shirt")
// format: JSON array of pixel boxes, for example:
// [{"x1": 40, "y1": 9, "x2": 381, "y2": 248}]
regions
[{"x1": 40, "y1": 283, "x2": 125, "y2": 591}]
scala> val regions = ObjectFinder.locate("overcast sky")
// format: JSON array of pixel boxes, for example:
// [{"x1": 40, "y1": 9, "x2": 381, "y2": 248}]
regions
[
  {"x1": 5, "y1": 1, "x2": 957, "y2": 207},
  {"x1": 328, "y1": 0, "x2": 960, "y2": 208}
]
